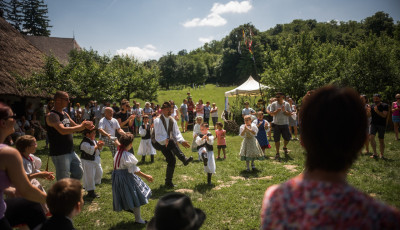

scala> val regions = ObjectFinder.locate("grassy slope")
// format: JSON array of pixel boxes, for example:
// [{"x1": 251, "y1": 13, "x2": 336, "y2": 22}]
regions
[{"x1": 34, "y1": 85, "x2": 400, "y2": 230}]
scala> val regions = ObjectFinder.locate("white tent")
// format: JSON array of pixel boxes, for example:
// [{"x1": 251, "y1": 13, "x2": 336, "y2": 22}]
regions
[
  {"x1": 224, "y1": 76, "x2": 269, "y2": 97},
  {"x1": 224, "y1": 76, "x2": 269, "y2": 111}
]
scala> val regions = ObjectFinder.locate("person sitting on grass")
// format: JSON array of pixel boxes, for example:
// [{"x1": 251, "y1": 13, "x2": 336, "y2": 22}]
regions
[
  {"x1": 195, "y1": 123, "x2": 216, "y2": 185},
  {"x1": 41, "y1": 178, "x2": 83, "y2": 230},
  {"x1": 261, "y1": 86, "x2": 400, "y2": 229}
]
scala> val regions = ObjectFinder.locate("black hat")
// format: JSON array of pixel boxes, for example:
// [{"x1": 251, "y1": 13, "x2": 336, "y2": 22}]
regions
[{"x1": 147, "y1": 193, "x2": 206, "y2": 230}]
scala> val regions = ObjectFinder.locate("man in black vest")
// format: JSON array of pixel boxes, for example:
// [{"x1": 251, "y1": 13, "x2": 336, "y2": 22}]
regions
[
  {"x1": 153, "y1": 102, "x2": 193, "y2": 188},
  {"x1": 46, "y1": 91, "x2": 94, "y2": 181}
]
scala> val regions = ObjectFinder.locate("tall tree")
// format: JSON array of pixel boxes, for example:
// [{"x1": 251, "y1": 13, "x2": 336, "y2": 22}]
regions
[
  {"x1": 6, "y1": 0, "x2": 23, "y2": 31},
  {"x1": 22, "y1": 0, "x2": 51, "y2": 36}
]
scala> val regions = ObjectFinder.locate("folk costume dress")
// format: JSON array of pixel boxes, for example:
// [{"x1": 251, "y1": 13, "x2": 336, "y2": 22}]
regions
[
  {"x1": 253, "y1": 119, "x2": 271, "y2": 150},
  {"x1": 137, "y1": 124, "x2": 156, "y2": 156},
  {"x1": 195, "y1": 132, "x2": 216, "y2": 174},
  {"x1": 22, "y1": 154, "x2": 49, "y2": 214},
  {"x1": 112, "y1": 149, "x2": 151, "y2": 212},
  {"x1": 239, "y1": 124, "x2": 264, "y2": 161}
]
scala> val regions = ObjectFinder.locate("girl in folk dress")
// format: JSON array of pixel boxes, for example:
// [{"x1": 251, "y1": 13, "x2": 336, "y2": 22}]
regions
[
  {"x1": 137, "y1": 115, "x2": 156, "y2": 163},
  {"x1": 112, "y1": 133, "x2": 153, "y2": 225},
  {"x1": 195, "y1": 123, "x2": 216, "y2": 185},
  {"x1": 239, "y1": 115, "x2": 264, "y2": 171},
  {"x1": 253, "y1": 111, "x2": 271, "y2": 156},
  {"x1": 15, "y1": 135, "x2": 55, "y2": 214}
]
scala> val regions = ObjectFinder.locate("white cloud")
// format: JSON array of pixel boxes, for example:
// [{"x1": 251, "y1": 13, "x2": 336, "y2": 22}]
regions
[
  {"x1": 210, "y1": 1, "x2": 252, "y2": 15},
  {"x1": 116, "y1": 44, "x2": 161, "y2": 61},
  {"x1": 183, "y1": 1, "x2": 252, "y2": 28},
  {"x1": 199, "y1": 36, "x2": 214, "y2": 44},
  {"x1": 184, "y1": 14, "x2": 226, "y2": 27}
]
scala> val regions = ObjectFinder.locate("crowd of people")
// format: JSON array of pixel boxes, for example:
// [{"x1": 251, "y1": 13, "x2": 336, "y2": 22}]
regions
[{"x1": 1, "y1": 87, "x2": 400, "y2": 229}]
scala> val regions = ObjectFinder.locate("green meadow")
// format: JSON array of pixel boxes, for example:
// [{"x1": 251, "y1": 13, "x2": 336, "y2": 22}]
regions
[{"x1": 34, "y1": 85, "x2": 400, "y2": 230}]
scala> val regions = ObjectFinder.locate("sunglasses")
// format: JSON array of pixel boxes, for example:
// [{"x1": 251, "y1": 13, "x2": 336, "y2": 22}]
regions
[{"x1": 2, "y1": 114, "x2": 17, "y2": 120}]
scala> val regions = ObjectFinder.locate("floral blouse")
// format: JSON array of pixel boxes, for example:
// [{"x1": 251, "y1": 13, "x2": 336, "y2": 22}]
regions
[{"x1": 261, "y1": 175, "x2": 400, "y2": 230}]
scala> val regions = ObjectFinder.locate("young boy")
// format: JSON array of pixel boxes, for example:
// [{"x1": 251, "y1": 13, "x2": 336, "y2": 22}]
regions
[
  {"x1": 137, "y1": 115, "x2": 156, "y2": 163},
  {"x1": 195, "y1": 123, "x2": 216, "y2": 185},
  {"x1": 80, "y1": 129, "x2": 104, "y2": 198},
  {"x1": 41, "y1": 178, "x2": 83, "y2": 230}
]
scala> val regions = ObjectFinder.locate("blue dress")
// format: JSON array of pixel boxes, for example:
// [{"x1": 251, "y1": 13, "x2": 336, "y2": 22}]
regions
[
  {"x1": 254, "y1": 119, "x2": 270, "y2": 149},
  {"x1": 112, "y1": 150, "x2": 151, "y2": 211}
]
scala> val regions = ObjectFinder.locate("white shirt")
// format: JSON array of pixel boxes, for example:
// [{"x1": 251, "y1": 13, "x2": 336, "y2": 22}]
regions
[
  {"x1": 239, "y1": 124, "x2": 259, "y2": 137},
  {"x1": 195, "y1": 132, "x2": 214, "y2": 146},
  {"x1": 154, "y1": 115, "x2": 185, "y2": 145},
  {"x1": 80, "y1": 140, "x2": 101, "y2": 158},
  {"x1": 114, "y1": 150, "x2": 140, "y2": 173},
  {"x1": 98, "y1": 117, "x2": 120, "y2": 137}
]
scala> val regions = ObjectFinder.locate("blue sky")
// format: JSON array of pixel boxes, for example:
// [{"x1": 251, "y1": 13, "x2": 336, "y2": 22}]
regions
[{"x1": 46, "y1": 0, "x2": 400, "y2": 61}]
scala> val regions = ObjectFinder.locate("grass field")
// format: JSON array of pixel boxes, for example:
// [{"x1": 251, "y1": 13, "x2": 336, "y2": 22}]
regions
[{"x1": 33, "y1": 85, "x2": 400, "y2": 230}]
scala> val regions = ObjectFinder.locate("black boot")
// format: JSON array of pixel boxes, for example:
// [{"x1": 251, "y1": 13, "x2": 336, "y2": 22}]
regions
[
  {"x1": 171, "y1": 143, "x2": 193, "y2": 166},
  {"x1": 207, "y1": 173, "x2": 212, "y2": 185},
  {"x1": 87, "y1": 190, "x2": 100, "y2": 198},
  {"x1": 150, "y1": 155, "x2": 154, "y2": 163},
  {"x1": 165, "y1": 166, "x2": 175, "y2": 188},
  {"x1": 201, "y1": 152, "x2": 208, "y2": 166},
  {"x1": 141, "y1": 156, "x2": 146, "y2": 163}
]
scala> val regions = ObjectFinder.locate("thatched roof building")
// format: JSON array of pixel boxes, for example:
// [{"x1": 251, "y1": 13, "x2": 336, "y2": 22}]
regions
[
  {"x1": 0, "y1": 17, "x2": 47, "y2": 97},
  {"x1": 25, "y1": 36, "x2": 81, "y2": 65}
]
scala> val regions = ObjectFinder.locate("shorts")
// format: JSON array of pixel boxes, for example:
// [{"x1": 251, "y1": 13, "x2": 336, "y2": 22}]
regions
[
  {"x1": 273, "y1": 124, "x2": 291, "y2": 142},
  {"x1": 392, "y1": 115, "x2": 400, "y2": 123},
  {"x1": 369, "y1": 124, "x2": 386, "y2": 139},
  {"x1": 288, "y1": 116, "x2": 297, "y2": 127},
  {"x1": 181, "y1": 114, "x2": 189, "y2": 122},
  {"x1": 217, "y1": 145, "x2": 226, "y2": 149},
  {"x1": 135, "y1": 117, "x2": 143, "y2": 127}
]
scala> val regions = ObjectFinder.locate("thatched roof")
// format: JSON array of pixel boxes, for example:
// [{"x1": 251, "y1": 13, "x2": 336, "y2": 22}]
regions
[
  {"x1": 25, "y1": 35, "x2": 81, "y2": 65},
  {"x1": 0, "y1": 17, "x2": 47, "y2": 97}
]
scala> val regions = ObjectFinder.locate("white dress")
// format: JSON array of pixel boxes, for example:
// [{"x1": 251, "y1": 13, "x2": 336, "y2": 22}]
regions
[
  {"x1": 137, "y1": 124, "x2": 156, "y2": 156},
  {"x1": 239, "y1": 124, "x2": 264, "y2": 161},
  {"x1": 195, "y1": 132, "x2": 216, "y2": 174}
]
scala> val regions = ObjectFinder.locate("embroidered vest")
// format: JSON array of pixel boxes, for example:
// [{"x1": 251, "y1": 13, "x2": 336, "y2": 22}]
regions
[
  {"x1": 197, "y1": 133, "x2": 213, "y2": 151},
  {"x1": 80, "y1": 137, "x2": 97, "y2": 161}
]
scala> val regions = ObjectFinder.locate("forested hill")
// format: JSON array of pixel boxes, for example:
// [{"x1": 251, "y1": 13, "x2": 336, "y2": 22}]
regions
[{"x1": 157, "y1": 11, "x2": 400, "y2": 101}]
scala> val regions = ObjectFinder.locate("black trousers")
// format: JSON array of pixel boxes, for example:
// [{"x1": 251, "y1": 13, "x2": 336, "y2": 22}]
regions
[
  {"x1": 4, "y1": 198, "x2": 46, "y2": 229},
  {"x1": 155, "y1": 140, "x2": 187, "y2": 183}
]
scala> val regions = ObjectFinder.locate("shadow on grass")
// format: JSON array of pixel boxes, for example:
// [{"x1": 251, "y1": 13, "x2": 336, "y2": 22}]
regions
[
  {"x1": 109, "y1": 220, "x2": 147, "y2": 230},
  {"x1": 239, "y1": 168, "x2": 262, "y2": 178},
  {"x1": 101, "y1": 177, "x2": 112, "y2": 185},
  {"x1": 149, "y1": 185, "x2": 178, "y2": 199},
  {"x1": 193, "y1": 183, "x2": 214, "y2": 194},
  {"x1": 280, "y1": 154, "x2": 294, "y2": 162}
]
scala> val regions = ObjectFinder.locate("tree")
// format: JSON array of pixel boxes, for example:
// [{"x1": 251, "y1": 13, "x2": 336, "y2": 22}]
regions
[
  {"x1": 5, "y1": 0, "x2": 23, "y2": 31},
  {"x1": 22, "y1": 0, "x2": 51, "y2": 36},
  {"x1": 158, "y1": 52, "x2": 178, "y2": 89},
  {"x1": 363, "y1": 11, "x2": 394, "y2": 37}
]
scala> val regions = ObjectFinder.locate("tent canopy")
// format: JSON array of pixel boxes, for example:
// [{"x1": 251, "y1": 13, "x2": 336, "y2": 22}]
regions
[{"x1": 224, "y1": 76, "x2": 269, "y2": 97}]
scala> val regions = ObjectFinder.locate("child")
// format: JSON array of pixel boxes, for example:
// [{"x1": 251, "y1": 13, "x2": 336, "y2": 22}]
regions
[
  {"x1": 41, "y1": 178, "x2": 83, "y2": 230},
  {"x1": 112, "y1": 133, "x2": 153, "y2": 225},
  {"x1": 80, "y1": 129, "x2": 104, "y2": 198},
  {"x1": 239, "y1": 115, "x2": 264, "y2": 171},
  {"x1": 192, "y1": 116, "x2": 203, "y2": 153},
  {"x1": 195, "y1": 123, "x2": 216, "y2": 185},
  {"x1": 15, "y1": 135, "x2": 55, "y2": 214},
  {"x1": 215, "y1": 122, "x2": 227, "y2": 159},
  {"x1": 137, "y1": 115, "x2": 156, "y2": 163},
  {"x1": 253, "y1": 111, "x2": 271, "y2": 156}
]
